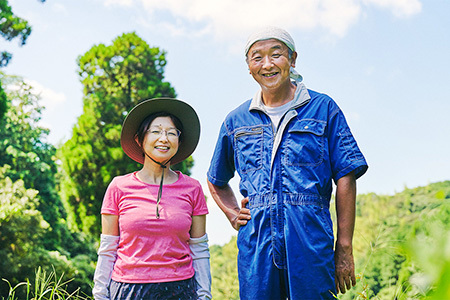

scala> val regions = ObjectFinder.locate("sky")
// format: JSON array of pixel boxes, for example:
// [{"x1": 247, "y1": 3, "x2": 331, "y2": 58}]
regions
[{"x1": 3, "y1": 0, "x2": 450, "y2": 245}]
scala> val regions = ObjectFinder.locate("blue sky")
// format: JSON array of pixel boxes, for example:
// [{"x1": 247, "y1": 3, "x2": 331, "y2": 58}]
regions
[{"x1": 4, "y1": 0, "x2": 450, "y2": 245}]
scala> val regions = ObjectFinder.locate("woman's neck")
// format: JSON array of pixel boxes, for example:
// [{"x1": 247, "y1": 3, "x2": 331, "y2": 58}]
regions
[{"x1": 137, "y1": 163, "x2": 178, "y2": 185}]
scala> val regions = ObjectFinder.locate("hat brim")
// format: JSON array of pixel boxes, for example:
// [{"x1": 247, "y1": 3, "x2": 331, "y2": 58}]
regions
[{"x1": 120, "y1": 98, "x2": 200, "y2": 165}]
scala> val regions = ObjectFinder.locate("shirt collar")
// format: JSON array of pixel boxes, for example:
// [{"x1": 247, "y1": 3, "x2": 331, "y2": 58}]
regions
[{"x1": 249, "y1": 81, "x2": 311, "y2": 113}]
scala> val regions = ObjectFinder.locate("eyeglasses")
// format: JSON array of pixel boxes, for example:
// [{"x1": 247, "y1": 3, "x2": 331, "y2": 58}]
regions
[{"x1": 147, "y1": 126, "x2": 181, "y2": 139}]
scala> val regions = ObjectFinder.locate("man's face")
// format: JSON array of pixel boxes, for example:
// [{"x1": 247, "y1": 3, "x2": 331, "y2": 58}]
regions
[{"x1": 247, "y1": 39, "x2": 297, "y2": 90}]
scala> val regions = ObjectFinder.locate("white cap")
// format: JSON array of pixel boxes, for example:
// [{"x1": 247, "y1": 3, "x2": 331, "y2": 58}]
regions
[{"x1": 245, "y1": 26, "x2": 296, "y2": 55}]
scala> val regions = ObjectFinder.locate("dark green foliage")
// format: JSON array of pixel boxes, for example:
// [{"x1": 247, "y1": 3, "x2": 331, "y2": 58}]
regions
[
  {"x1": 0, "y1": 74, "x2": 96, "y2": 298},
  {"x1": 0, "y1": 0, "x2": 45, "y2": 67},
  {"x1": 0, "y1": 0, "x2": 31, "y2": 67},
  {"x1": 0, "y1": 0, "x2": 45, "y2": 132},
  {"x1": 0, "y1": 166, "x2": 95, "y2": 298},
  {"x1": 0, "y1": 82, "x2": 6, "y2": 123},
  {"x1": 0, "y1": 73, "x2": 65, "y2": 250}
]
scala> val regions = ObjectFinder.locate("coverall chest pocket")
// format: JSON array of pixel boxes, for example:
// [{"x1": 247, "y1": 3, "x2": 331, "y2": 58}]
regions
[
  {"x1": 234, "y1": 127, "x2": 264, "y2": 174},
  {"x1": 283, "y1": 119, "x2": 326, "y2": 167}
]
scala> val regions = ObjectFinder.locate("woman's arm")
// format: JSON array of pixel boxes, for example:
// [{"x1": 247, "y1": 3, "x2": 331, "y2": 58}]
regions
[
  {"x1": 102, "y1": 214, "x2": 119, "y2": 236},
  {"x1": 190, "y1": 214, "x2": 211, "y2": 300},
  {"x1": 190, "y1": 215, "x2": 206, "y2": 238},
  {"x1": 92, "y1": 214, "x2": 119, "y2": 300}
]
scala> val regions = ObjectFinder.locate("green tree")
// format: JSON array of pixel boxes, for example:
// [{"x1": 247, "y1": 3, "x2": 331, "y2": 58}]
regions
[
  {"x1": 0, "y1": 71, "x2": 95, "y2": 258},
  {"x1": 0, "y1": 166, "x2": 95, "y2": 298},
  {"x1": 0, "y1": 72, "x2": 66, "y2": 250},
  {"x1": 0, "y1": 165, "x2": 49, "y2": 297},
  {"x1": 0, "y1": 83, "x2": 6, "y2": 123},
  {"x1": 59, "y1": 32, "x2": 193, "y2": 236},
  {"x1": 0, "y1": 73, "x2": 96, "y2": 297},
  {"x1": 210, "y1": 236, "x2": 240, "y2": 299},
  {"x1": 403, "y1": 189, "x2": 450, "y2": 299},
  {"x1": 0, "y1": 0, "x2": 46, "y2": 122},
  {"x1": 0, "y1": 0, "x2": 43, "y2": 66},
  {"x1": 339, "y1": 181, "x2": 450, "y2": 300}
]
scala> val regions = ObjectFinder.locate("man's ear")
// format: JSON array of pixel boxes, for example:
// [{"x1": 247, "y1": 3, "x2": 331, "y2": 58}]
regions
[{"x1": 290, "y1": 51, "x2": 298, "y2": 68}]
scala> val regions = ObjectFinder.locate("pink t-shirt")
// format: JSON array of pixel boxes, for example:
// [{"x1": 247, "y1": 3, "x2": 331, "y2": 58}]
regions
[{"x1": 101, "y1": 171, "x2": 208, "y2": 283}]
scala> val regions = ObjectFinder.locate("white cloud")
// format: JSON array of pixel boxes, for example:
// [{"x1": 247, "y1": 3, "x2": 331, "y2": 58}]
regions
[
  {"x1": 25, "y1": 79, "x2": 66, "y2": 112},
  {"x1": 136, "y1": 0, "x2": 361, "y2": 39},
  {"x1": 102, "y1": 0, "x2": 134, "y2": 6},
  {"x1": 363, "y1": 0, "x2": 422, "y2": 18},
  {"x1": 102, "y1": 0, "x2": 422, "y2": 43}
]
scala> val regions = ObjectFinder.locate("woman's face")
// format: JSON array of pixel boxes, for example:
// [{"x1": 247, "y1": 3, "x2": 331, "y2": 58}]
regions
[{"x1": 142, "y1": 116, "x2": 180, "y2": 165}]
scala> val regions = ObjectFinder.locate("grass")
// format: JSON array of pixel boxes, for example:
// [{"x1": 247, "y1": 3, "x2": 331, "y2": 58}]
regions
[{"x1": 1, "y1": 267, "x2": 92, "y2": 300}]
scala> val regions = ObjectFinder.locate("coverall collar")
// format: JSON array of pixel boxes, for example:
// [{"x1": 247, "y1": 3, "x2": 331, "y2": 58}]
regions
[{"x1": 249, "y1": 81, "x2": 311, "y2": 113}]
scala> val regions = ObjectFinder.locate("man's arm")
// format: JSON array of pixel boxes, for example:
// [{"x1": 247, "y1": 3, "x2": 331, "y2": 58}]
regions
[
  {"x1": 207, "y1": 180, "x2": 251, "y2": 231},
  {"x1": 334, "y1": 171, "x2": 357, "y2": 294}
]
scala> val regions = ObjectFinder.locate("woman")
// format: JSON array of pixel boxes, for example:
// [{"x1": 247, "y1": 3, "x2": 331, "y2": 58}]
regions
[{"x1": 93, "y1": 98, "x2": 211, "y2": 300}]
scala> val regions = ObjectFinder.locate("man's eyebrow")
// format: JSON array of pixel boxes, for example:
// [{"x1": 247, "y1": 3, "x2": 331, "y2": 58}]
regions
[
  {"x1": 249, "y1": 49, "x2": 261, "y2": 56},
  {"x1": 250, "y1": 44, "x2": 283, "y2": 55}
]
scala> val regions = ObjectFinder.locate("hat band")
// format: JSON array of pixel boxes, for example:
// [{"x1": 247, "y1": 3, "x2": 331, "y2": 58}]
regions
[{"x1": 143, "y1": 151, "x2": 174, "y2": 219}]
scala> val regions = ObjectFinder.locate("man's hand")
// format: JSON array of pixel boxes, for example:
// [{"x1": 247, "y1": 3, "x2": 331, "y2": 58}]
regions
[
  {"x1": 207, "y1": 181, "x2": 251, "y2": 231},
  {"x1": 231, "y1": 198, "x2": 251, "y2": 230},
  {"x1": 334, "y1": 171, "x2": 357, "y2": 294},
  {"x1": 334, "y1": 242, "x2": 356, "y2": 294}
]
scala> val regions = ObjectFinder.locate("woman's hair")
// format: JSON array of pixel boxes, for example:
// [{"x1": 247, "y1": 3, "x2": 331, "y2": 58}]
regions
[{"x1": 135, "y1": 111, "x2": 184, "y2": 148}]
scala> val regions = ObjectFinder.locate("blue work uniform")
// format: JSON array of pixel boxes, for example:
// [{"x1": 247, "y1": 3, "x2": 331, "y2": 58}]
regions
[{"x1": 207, "y1": 82, "x2": 368, "y2": 300}]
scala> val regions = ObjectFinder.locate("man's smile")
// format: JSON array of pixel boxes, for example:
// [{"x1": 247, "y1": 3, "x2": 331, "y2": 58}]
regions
[{"x1": 262, "y1": 72, "x2": 279, "y2": 77}]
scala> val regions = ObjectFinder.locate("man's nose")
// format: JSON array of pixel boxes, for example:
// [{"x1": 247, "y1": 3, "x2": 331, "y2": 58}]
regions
[{"x1": 262, "y1": 56, "x2": 274, "y2": 68}]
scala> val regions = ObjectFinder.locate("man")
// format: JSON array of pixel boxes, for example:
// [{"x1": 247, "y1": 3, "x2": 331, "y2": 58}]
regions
[{"x1": 207, "y1": 26, "x2": 368, "y2": 300}]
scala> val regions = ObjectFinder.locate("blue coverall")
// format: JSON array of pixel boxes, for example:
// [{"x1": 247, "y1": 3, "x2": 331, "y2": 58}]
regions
[{"x1": 208, "y1": 82, "x2": 368, "y2": 300}]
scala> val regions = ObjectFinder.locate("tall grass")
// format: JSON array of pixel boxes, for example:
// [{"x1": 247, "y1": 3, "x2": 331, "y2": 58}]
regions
[{"x1": 1, "y1": 267, "x2": 92, "y2": 300}]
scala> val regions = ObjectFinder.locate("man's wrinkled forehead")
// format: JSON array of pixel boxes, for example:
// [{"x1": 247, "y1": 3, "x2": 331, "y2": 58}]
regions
[
  {"x1": 244, "y1": 26, "x2": 296, "y2": 56},
  {"x1": 247, "y1": 41, "x2": 287, "y2": 56}
]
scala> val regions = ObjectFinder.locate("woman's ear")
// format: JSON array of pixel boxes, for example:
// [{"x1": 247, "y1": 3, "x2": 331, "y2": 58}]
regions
[{"x1": 134, "y1": 134, "x2": 141, "y2": 147}]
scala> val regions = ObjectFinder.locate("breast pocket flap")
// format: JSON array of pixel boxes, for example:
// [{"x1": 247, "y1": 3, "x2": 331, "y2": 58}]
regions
[{"x1": 288, "y1": 120, "x2": 326, "y2": 136}]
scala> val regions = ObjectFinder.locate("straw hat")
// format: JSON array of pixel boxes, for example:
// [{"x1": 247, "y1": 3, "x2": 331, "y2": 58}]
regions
[{"x1": 120, "y1": 98, "x2": 200, "y2": 165}]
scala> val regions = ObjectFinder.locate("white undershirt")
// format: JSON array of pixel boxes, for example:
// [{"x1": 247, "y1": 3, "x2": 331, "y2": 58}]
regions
[{"x1": 263, "y1": 100, "x2": 293, "y2": 130}]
